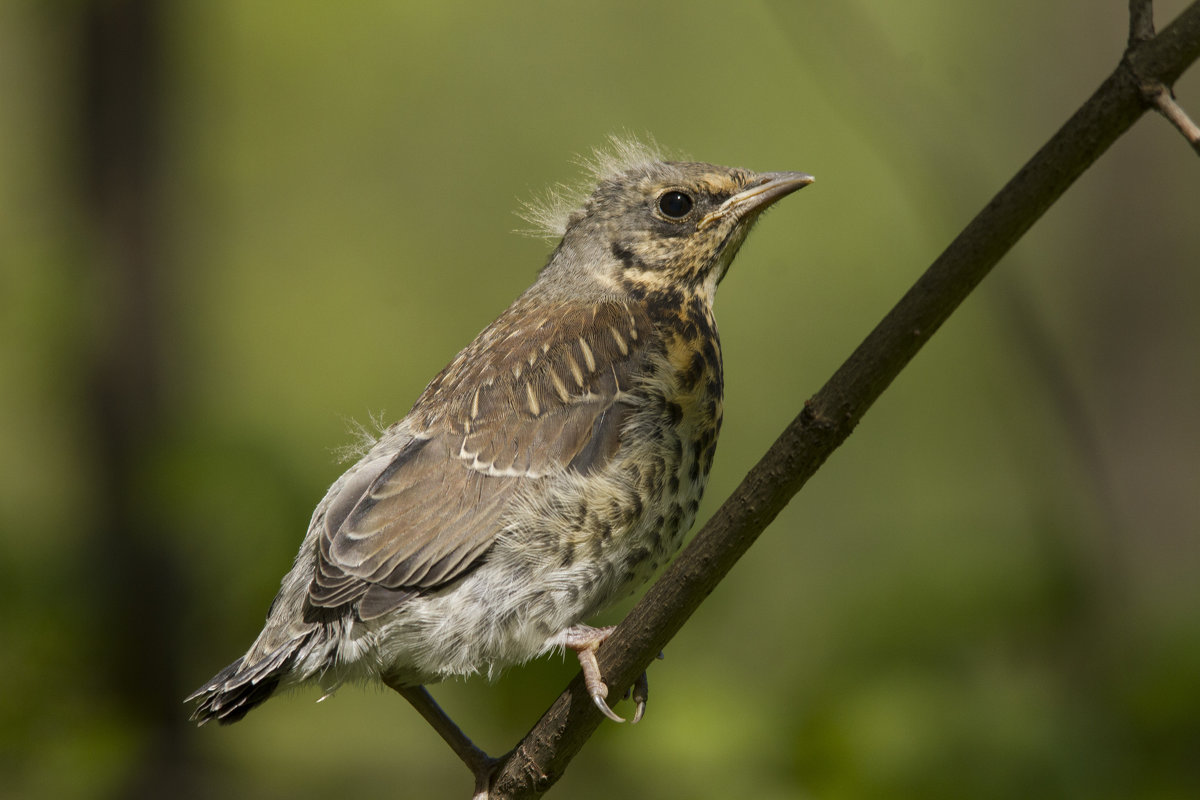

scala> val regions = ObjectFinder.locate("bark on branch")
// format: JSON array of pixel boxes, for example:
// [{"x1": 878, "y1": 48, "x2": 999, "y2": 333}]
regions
[{"x1": 484, "y1": 3, "x2": 1200, "y2": 796}]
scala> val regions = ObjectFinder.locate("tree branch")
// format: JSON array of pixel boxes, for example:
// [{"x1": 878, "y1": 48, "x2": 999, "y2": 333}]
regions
[{"x1": 485, "y1": 3, "x2": 1200, "y2": 797}]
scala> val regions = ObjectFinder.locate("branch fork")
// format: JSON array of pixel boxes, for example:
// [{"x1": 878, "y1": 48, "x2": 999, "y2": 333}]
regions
[{"x1": 1127, "y1": 0, "x2": 1200, "y2": 153}]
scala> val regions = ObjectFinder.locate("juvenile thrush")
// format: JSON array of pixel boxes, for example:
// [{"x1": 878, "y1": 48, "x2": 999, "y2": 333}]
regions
[{"x1": 189, "y1": 141, "x2": 811, "y2": 785}]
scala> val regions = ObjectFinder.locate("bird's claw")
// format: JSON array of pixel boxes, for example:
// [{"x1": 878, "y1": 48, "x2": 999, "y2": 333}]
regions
[
  {"x1": 591, "y1": 688, "x2": 626, "y2": 723},
  {"x1": 571, "y1": 631, "x2": 626, "y2": 722},
  {"x1": 623, "y1": 651, "x2": 660, "y2": 723},
  {"x1": 591, "y1": 668, "x2": 649, "y2": 724},
  {"x1": 629, "y1": 670, "x2": 649, "y2": 724},
  {"x1": 563, "y1": 624, "x2": 656, "y2": 724}
]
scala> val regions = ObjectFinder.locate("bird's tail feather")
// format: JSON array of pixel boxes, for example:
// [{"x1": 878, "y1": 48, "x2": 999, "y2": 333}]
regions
[{"x1": 186, "y1": 634, "x2": 309, "y2": 725}]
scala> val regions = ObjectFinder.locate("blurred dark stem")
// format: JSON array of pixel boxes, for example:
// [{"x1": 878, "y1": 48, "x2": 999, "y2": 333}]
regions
[
  {"x1": 77, "y1": 1, "x2": 194, "y2": 797},
  {"x1": 487, "y1": 2, "x2": 1200, "y2": 797},
  {"x1": 1130, "y1": 0, "x2": 1155, "y2": 45}
]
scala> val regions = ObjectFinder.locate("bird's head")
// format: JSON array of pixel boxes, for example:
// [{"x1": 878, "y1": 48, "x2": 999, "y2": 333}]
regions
[{"x1": 535, "y1": 154, "x2": 812, "y2": 303}]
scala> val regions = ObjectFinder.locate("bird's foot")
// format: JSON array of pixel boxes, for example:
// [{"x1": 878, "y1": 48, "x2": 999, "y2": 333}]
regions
[{"x1": 560, "y1": 624, "x2": 649, "y2": 723}]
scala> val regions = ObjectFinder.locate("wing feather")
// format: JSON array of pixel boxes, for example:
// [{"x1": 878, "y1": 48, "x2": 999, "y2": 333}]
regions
[{"x1": 308, "y1": 301, "x2": 654, "y2": 618}]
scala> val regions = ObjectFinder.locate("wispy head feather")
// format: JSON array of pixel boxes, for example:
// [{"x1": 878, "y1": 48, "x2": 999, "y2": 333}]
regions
[{"x1": 517, "y1": 134, "x2": 672, "y2": 241}]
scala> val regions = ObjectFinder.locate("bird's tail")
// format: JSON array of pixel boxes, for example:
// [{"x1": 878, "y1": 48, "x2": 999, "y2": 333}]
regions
[{"x1": 186, "y1": 634, "x2": 309, "y2": 725}]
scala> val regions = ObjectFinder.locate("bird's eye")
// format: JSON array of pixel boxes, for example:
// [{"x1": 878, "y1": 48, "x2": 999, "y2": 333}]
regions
[{"x1": 657, "y1": 190, "x2": 694, "y2": 219}]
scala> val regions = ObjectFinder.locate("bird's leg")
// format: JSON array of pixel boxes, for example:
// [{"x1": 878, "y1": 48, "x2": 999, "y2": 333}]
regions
[
  {"x1": 560, "y1": 624, "x2": 649, "y2": 724},
  {"x1": 385, "y1": 680, "x2": 497, "y2": 799}
]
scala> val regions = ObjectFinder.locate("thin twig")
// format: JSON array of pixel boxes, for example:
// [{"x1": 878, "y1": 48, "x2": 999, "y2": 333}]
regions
[
  {"x1": 1148, "y1": 82, "x2": 1200, "y2": 152},
  {"x1": 485, "y1": 4, "x2": 1200, "y2": 797}
]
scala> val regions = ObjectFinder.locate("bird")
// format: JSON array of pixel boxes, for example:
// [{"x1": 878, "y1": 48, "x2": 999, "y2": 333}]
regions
[{"x1": 188, "y1": 138, "x2": 812, "y2": 791}]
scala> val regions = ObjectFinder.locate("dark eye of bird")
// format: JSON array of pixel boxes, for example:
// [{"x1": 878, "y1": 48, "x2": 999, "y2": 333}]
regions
[{"x1": 657, "y1": 190, "x2": 694, "y2": 219}]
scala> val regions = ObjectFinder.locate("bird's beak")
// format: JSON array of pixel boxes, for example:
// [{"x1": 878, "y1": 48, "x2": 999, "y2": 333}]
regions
[{"x1": 699, "y1": 171, "x2": 814, "y2": 229}]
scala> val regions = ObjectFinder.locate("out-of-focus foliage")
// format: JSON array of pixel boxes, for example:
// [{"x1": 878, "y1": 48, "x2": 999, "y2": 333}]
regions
[{"x1": 2, "y1": 2, "x2": 1198, "y2": 798}]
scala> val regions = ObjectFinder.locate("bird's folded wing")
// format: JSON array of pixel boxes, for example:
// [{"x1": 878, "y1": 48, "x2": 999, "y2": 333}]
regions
[{"x1": 308, "y1": 301, "x2": 652, "y2": 618}]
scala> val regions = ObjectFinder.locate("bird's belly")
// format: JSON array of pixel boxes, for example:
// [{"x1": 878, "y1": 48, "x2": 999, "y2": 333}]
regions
[{"x1": 368, "y1": 403, "x2": 718, "y2": 684}]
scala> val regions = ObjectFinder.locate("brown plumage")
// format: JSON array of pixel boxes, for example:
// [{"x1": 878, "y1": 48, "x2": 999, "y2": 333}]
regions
[
  {"x1": 188, "y1": 140, "x2": 811, "y2": 789},
  {"x1": 311, "y1": 301, "x2": 653, "y2": 618}
]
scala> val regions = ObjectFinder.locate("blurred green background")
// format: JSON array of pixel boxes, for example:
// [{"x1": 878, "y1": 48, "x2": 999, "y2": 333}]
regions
[{"x1": 3, "y1": 1, "x2": 1198, "y2": 798}]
